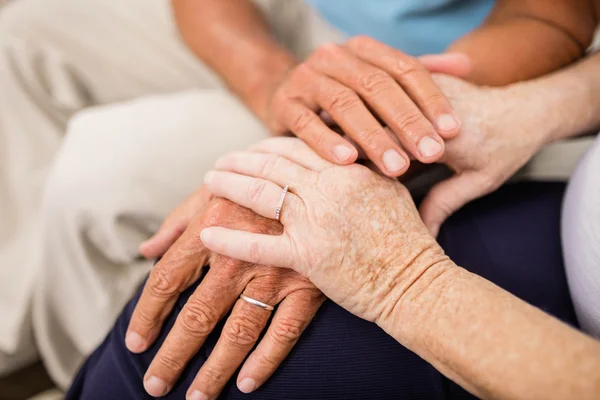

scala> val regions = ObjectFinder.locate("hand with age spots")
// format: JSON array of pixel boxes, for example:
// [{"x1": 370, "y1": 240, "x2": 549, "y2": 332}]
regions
[
  {"x1": 131, "y1": 192, "x2": 324, "y2": 399},
  {"x1": 418, "y1": 74, "x2": 553, "y2": 236},
  {"x1": 200, "y1": 137, "x2": 451, "y2": 326},
  {"x1": 128, "y1": 53, "x2": 471, "y2": 399}
]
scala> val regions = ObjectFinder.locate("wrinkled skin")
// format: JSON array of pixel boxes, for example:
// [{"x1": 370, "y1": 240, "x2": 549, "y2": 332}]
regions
[
  {"x1": 131, "y1": 194, "x2": 324, "y2": 399},
  {"x1": 263, "y1": 36, "x2": 465, "y2": 176},
  {"x1": 131, "y1": 54, "x2": 472, "y2": 400},
  {"x1": 201, "y1": 137, "x2": 450, "y2": 325},
  {"x1": 419, "y1": 75, "x2": 549, "y2": 236}
]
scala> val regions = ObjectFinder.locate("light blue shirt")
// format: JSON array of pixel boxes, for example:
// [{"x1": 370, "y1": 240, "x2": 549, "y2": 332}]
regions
[{"x1": 307, "y1": 0, "x2": 494, "y2": 56}]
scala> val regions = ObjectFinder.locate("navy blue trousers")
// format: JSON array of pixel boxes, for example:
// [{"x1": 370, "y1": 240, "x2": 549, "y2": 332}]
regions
[{"x1": 67, "y1": 182, "x2": 577, "y2": 400}]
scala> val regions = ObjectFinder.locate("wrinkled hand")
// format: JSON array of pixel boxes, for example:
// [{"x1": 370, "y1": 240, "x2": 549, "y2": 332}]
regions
[
  {"x1": 200, "y1": 138, "x2": 450, "y2": 326},
  {"x1": 264, "y1": 36, "x2": 469, "y2": 176},
  {"x1": 418, "y1": 75, "x2": 550, "y2": 236},
  {"x1": 139, "y1": 186, "x2": 213, "y2": 259},
  {"x1": 129, "y1": 195, "x2": 324, "y2": 399}
]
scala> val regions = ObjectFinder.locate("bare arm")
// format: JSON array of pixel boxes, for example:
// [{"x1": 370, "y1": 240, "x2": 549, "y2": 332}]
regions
[
  {"x1": 383, "y1": 262, "x2": 600, "y2": 400},
  {"x1": 171, "y1": 0, "x2": 295, "y2": 122},
  {"x1": 512, "y1": 51, "x2": 600, "y2": 143},
  {"x1": 448, "y1": 0, "x2": 598, "y2": 85}
]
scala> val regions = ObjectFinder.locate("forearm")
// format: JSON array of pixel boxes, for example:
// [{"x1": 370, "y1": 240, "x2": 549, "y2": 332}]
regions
[
  {"x1": 381, "y1": 262, "x2": 600, "y2": 400},
  {"x1": 506, "y1": 51, "x2": 600, "y2": 144},
  {"x1": 448, "y1": 0, "x2": 596, "y2": 85},
  {"x1": 172, "y1": 0, "x2": 296, "y2": 121}
]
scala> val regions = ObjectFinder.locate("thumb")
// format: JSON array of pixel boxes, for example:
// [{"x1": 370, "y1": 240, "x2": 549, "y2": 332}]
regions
[
  {"x1": 139, "y1": 219, "x2": 190, "y2": 259},
  {"x1": 418, "y1": 52, "x2": 472, "y2": 78},
  {"x1": 419, "y1": 172, "x2": 489, "y2": 237},
  {"x1": 140, "y1": 187, "x2": 213, "y2": 258}
]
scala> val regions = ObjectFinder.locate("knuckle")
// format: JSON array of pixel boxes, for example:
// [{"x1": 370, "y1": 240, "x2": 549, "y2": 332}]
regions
[
  {"x1": 356, "y1": 126, "x2": 384, "y2": 144},
  {"x1": 217, "y1": 255, "x2": 246, "y2": 269},
  {"x1": 179, "y1": 299, "x2": 217, "y2": 337},
  {"x1": 136, "y1": 308, "x2": 157, "y2": 330},
  {"x1": 148, "y1": 266, "x2": 180, "y2": 298},
  {"x1": 290, "y1": 109, "x2": 315, "y2": 133},
  {"x1": 270, "y1": 316, "x2": 304, "y2": 345},
  {"x1": 293, "y1": 63, "x2": 313, "y2": 79},
  {"x1": 201, "y1": 365, "x2": 227, "y2": 384},
  {"x1": 156, "y1": 352, "x2": 185, "y2": 373},
  {"x1": 358, "y1": 71, "x2": 393, "y2": 96},
  {"x1": 310, "y1": 128, "x2": 328, "y2": 149},
  {"x1": 255, "y1": 353, "x2": 278, "y2": 368},
  {"x1": 248, "y1": 239, "x2": 263, "y2": 264},
  {"x1": 271, "y1": 86, "x2": 290, "y2": 108},
  {"x1": 327, "y1": 90, "x2": 360, "y2": 114},
  {"x1": 222, "y1": 315, "x2": 261, "y2": 348},
  {"x1": 205, "y1": 198, "x2": 226, "y2": 216},
  {"x1": 421, "y1": 92, "x2": 446, "y2": 107},
  {"x1": 313, "y1": 43, "x2": 341, "y2": 60},
  {"x1": 392, "y1": 111, "x2": 426, "y2": 135},
  {"x1": 393, "y1": 56, "x2": 425, "y2": 77},
  {"x1": 204, "y1": 214, "x2": 221, "y2": 228},
  {"x1": 260, "y1": 154, "x2": 280, "y2": 177},
  {"x1": 247, "y1": 179, "x2": 268, "y2": 204},
  {"x1": 346, "y1": 35, "x2": 371, "y2": 49}
]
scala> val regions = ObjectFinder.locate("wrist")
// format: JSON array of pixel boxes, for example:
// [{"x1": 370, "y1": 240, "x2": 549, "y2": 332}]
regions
[
  {"x1": 375, "y1": 244, "x2": 457, "y2": 341},
  {"x1": 495, "y1": 81, "x2": 561, "y2": 147},
  {"x1": 503, "y1": 66, "x2": 595, "y2": 145},
  {"x1": 240, "y1": 51, "x2": 297, "y2": 125}
]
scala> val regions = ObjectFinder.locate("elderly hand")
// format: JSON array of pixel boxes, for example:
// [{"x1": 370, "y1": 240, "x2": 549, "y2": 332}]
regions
[
  {"x1": 264, "y1": 36, "x2": 470, "y2": 176},
  {"x1": 200, "y1": 137, "x2": 451, "y2": 325},
  {"x1": 418, "y1": 75, "x2": 551, "y2": 236},
  {"x1": 128, "y1": 194, "x2": 324, "y2": 399}
]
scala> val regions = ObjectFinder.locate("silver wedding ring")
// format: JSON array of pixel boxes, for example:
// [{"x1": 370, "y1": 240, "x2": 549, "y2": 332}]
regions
[
  {"x1": 240, "y1": 294, "x2": 275, "y2": 311},
  {"x1": 275, "y1": 185, "x2": 289, "y2": 221}
]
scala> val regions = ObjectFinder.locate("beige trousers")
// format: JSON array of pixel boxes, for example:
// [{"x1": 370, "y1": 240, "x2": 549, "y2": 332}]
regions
[
  {"x1": 0, "y1": 0, "x2": 344, "y2": 388},
  {"x1": 0, "y1": 0, "x2": 594, "y2": 390}
]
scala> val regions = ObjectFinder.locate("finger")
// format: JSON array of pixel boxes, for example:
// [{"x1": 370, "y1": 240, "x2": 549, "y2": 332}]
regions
[
  {"x1": 186, "y1": 288, "x2": 277, "y2": 399},
  {"x1": 419, "y1": 172, "x2": 494, "y2": 237},
  {"x1": 319, "y1": 110, "x2": 335, "y2": 126},
  {"x1": 275, "y1": 100, "x2": 358, "y2": 165},
  {"x1": 143, "y1": 267, "x2": 242, "y2": 397},
  {"x1": 418, "y1": 53, "x2": 473, "y2": 78},
  {"x1": 139, "y1": 221, "x2": 188, "y2": 259},
  {"x1": 139, "y1": 187, "x2": 213, "y2": 258},
  {"x1": 346, "y1": 127, "x2": 411, "y2": 163},
  {"x1": 311, "y1": 43, "x2": 448, "y2": 165},
  {"x1": 127, "y1": 220, "x2": 210, "y2": 354},
  {"x1": 214, "y1": 151, "x2": 315, "y2": 189},
  {"x1": 249, "y1": 137, "x2": 333, "y2": 171},
  {"x1": 237, "y1": 290, "x2": 325, "y2": 393},
  {"x1": 201, "y1": 227, "x2": 292, "y2": 269},
  {"x1": 203, "y1": 171, "x2": 301, "y2": 224},
  {"x1": 346, "y1": 36, "x2": 461, "y2": 141},
  {"x1": 306, "y1": 72, "x2": 410, "y2": 176}
]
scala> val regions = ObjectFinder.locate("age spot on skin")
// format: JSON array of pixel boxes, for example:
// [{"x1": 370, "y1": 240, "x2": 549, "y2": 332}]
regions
[{"x1": 370, "y1": 219, "x2": 381, "y2": 231}]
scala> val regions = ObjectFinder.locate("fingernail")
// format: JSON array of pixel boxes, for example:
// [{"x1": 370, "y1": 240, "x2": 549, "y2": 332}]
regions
[
  {"x1": 418, "y1": 137, "x2": 442, "y2": 158},
  {"x1": 138, "y1": 241, "x2": 149, "y2": 253},
  {"x1": 332, "y1": 145, "x2": 353, "y2": 163},
  {"x1": 125, "y1": 331, "x2": 145, "y2": 353},
  {"x1": 188, "y1": 390, "x2": 210, "y2": 400},
  {"x1": 436, "y1": 114, "x2": 459, "y2": 132},
  {"x1": 238, "y1": 378, "x2": 257, "y2": 393},
  {"x1": 144, "y1": 376, "x2": 169, "y2": 397},
  {"x1": 200, "y1": 229, "x2": 211, "y2": 243},
  {"x1": 382, "y1": 149, "x2": 407, "y2": 173},
  {"x1": 203, "y1": 171, "x2": 215, "y2": 184}
]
